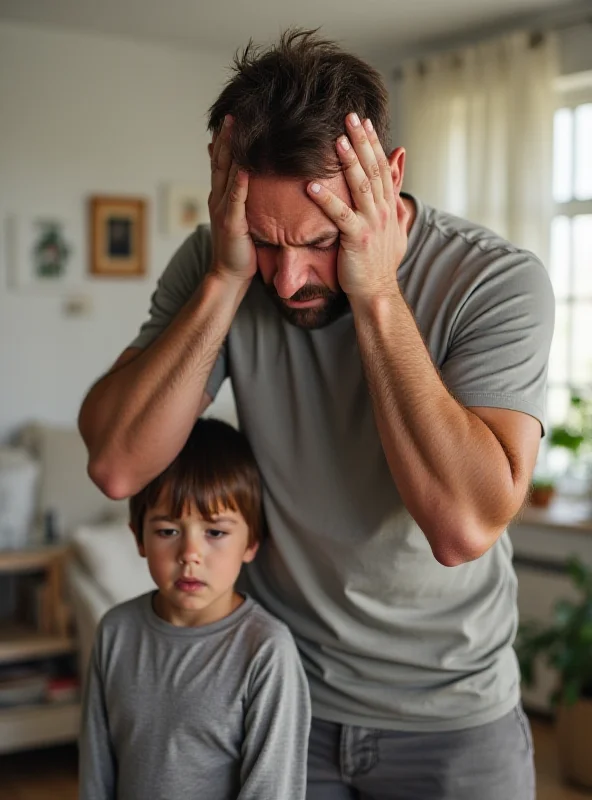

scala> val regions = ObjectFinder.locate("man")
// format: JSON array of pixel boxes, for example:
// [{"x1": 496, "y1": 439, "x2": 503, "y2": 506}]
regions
[{"x1": 79, "y1": 29, "x2": 554, "y2": 800}]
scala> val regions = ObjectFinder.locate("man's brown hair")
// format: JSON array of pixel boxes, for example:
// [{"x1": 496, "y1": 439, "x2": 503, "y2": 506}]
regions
[
  {"x1": 207, "y1": 28, "x2": 391, "y2": 179},
  {"x1": 129, "y1": 418, "x2": 263, "y2": 547}
]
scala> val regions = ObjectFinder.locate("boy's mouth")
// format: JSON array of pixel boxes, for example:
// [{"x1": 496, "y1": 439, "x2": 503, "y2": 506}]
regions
[{"x1": 175, "y1": 578, "x2": 207, "y2": 593}]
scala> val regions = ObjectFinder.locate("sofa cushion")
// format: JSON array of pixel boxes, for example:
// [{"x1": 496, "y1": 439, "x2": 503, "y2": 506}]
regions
[
  {"x1": 18, "y1": 423, "x2": 127, "y2": 536},
  {"x1": 72, "y1": 523, "x2": 155, "y2": 606}
]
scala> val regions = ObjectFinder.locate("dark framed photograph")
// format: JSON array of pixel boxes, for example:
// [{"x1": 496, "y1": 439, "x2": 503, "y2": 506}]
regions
[{"x1": 89, "y1": 196, "x2": 147, "y2": 277}]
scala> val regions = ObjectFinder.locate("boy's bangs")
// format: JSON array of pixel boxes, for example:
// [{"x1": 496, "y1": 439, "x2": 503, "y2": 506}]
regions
[
  {"x1": 167, "y1": 470, "x2": 242, "y2": 522},
  {"x1": 159, "y1": 451, "x2": 246, "y2": 523}
]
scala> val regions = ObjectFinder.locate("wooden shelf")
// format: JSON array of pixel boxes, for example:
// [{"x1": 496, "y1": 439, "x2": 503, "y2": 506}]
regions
[
  {"x1": 0, "y1": 545, "x2": 70, "y2": 573},
  {"x1": 0, "y1": 701, "x2": 81, "y2": 754},
  {"x1": 0, "y1": 544, "x2": 80, "y2": 753},
  {"x1": 517, "y1": 497, "x2": 592, "y2": 533},
  {"x1": 0, "y1": 623, "x2": 76, "y2": 664}
]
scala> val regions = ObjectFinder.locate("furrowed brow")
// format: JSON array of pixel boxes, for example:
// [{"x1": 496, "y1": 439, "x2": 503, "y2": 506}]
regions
[{"x1": 251, "y1": 231, "x2": 338, "y2": 247}]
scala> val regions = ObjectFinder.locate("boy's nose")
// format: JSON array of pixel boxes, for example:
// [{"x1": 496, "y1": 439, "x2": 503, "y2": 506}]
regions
[
  {"x1": 179, "y1": 552, "x2": 201, "y2": 564},
  {"x1": 179, "y1": 538, "x2": 202, "y2": 564}
]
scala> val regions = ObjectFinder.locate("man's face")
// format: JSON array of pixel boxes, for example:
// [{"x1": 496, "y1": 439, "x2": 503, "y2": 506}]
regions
[{"x1": 246, "y1": 174, "x2": 351, "y2": 329}]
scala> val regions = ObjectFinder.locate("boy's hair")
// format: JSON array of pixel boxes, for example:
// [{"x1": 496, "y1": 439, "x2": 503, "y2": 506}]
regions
[
  {"x1": 207, "y1": 28, "x2": 391, "y2": 180},
  {"x1": 129, "y1": 418, "x2": 263, "y2": 547}
]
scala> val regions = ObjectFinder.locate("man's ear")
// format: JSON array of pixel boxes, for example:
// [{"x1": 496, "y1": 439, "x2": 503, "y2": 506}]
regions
[
  {"x1": 129, "y1": 522, "x2": 146, "y2": 558},
  {"x1": 387, "y1": 146, "x2": 406, "y2": 195}
]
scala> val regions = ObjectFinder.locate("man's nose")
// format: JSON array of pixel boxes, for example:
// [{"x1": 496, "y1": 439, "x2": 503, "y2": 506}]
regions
[{"x1": 273, "y1": 248, "x2": 309, "y2": 299}]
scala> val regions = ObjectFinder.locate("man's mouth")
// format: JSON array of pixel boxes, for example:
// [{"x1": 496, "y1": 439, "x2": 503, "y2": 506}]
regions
[
  {"x1": 283, "y1": 297, "x2": 327, "y2": 309},
  {"x1": 175, "y1": 578, "x2": 207, "y2": 593}
]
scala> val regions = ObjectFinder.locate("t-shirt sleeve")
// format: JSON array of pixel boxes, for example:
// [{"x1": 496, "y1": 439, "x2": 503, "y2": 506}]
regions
[
  {"x1": 238, "y1": 626, "x2": 311, "y2": 800},
  {"x1": 79, "y1": 630, "x2": 116, "y2": 800},
  {"x1": 440, "y1": 251, "x2": 555, "y2": 433},
  {"x1": 128, "y1": 224, "x2": 228, "y2": 401}
]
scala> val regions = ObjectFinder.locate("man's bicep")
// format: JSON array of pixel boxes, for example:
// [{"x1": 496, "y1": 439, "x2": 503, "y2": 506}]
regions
[
  {"x1": 468, "y1": 405, "x2": 541, "y2": 496},
  {"x1": 441, "y1": 254, "x2": 554, "y2": 433}
]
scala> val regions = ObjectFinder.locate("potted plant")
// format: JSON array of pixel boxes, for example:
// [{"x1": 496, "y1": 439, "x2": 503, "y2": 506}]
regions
[
  {"x1": 548, "y1": 393, "x2": 592, "y2": 477},
  {"x1": 529, "y1": 477, "x2": 556, "y2": 508},
  {"x1": 517, "y1": 556, "x2": 592, "y2": 789},
  {"x1": 529, "y1": 393, "x2": 592, "y2": 507}
]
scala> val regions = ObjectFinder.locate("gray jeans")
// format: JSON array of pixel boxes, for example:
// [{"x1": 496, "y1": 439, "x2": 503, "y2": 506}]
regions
[{"x1": 307, "y1": 705, "x2": 535, "y2": 800}]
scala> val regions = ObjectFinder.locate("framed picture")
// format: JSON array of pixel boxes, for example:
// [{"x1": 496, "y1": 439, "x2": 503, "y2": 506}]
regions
[
  {"x1": 3, "y1": 214, "x2": 80, "y2": 292},
  {"x1": 89, "y1": 196, "x2": 146, "y2": 277},
  {"x1": 161, "y1": 184, "x2": 209, "y2": 236}
]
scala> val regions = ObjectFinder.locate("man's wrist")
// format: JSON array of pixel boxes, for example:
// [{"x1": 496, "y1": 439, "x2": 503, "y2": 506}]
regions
[
  {"x1": 348, "y1": 285, "x2": 405, "y2": 323},
  {"x1": 207, "y1": 266, "x2": 253, "y2": 295}
]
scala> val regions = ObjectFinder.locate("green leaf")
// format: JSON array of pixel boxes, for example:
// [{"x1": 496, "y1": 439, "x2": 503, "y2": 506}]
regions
[
  {"x1": 549, "y1": 428, "x2": 584, "y2": 452},
  {"x1": 563, "y1": 680, "x2": 581, "y2": 706},
  {"x1": 566, "y1": 557, "x2": 592, "y2": 592},
  {"x1": 554, "y1": 599, "x2": 577, "y2": 626}
]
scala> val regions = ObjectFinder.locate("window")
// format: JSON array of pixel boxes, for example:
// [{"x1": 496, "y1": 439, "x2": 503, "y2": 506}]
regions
[{"x1": 547, "y1": 75, "x2": 592, "y2": 431}]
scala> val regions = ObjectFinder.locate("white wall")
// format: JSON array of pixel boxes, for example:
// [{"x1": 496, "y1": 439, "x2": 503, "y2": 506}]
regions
[{"x1": 0, "y1": 22, "x2": 237, "y2": 442}]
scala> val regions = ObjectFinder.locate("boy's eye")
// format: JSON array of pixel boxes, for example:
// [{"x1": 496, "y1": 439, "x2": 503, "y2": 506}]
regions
[
  {"x1": 207, "y1": 529, "x2": 228, "y2": 540},
  {"x1": 156, "y1": 528, "x2": 179, "y2": 538}
]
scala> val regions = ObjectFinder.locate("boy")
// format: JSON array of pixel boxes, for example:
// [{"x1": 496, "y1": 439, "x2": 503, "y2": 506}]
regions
[{"x1": 79, "y1": 418, "x2": 311, "y2": 799}]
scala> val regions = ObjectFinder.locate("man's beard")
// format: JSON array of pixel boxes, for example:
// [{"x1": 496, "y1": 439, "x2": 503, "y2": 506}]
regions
[{"x1": 261, "y1": 279, "x2": 349, "y2": 330}]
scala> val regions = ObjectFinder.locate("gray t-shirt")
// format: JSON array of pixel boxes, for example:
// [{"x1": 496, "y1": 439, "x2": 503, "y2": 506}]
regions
[
  {"x1": 79, "y1": 593, "x2": 311, "y2": 800},
  {"x1": 129, "y1": 195, "x2": 555, "y2": 732}
]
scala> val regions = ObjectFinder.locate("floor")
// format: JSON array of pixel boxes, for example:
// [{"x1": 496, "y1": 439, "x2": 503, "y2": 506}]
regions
[{"x1": 0, "y1": 717, "x2": 591, "y2": 799}]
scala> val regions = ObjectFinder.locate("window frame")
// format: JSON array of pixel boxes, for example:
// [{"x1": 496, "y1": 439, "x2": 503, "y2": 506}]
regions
[{"x1": 547, "y1": 74, "x2": 592, "y2": 429}]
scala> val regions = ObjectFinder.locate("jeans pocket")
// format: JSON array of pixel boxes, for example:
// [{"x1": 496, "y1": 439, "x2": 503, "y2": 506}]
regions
[{"x1": 514, "y1": 704, "x2": 535, "y2": 756}]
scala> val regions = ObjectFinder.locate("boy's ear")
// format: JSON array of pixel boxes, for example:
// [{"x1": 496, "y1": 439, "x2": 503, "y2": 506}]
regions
[
  {"x1": 242, "y1": 540, "x2": 259, "y2": 565},
  {"x1": 129, "y1": 522, "x2": 146, "y2": 558}
]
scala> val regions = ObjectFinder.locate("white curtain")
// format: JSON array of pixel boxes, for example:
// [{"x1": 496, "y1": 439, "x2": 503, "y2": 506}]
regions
[{"x1": 402, "y1": 31, "x2": 559, "y2": 264}]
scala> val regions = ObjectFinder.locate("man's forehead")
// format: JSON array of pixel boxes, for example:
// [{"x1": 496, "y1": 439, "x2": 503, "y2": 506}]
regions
[{"x1": 246, "y1": 173, "x2": 348, "y2": 242}]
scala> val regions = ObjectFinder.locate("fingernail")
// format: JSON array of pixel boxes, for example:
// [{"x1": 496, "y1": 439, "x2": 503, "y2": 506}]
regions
[
  {"x1": 224, "y1": 114, "x2": 232, "y2": 127},
  {"x1": 364, "y1": 119, "x2": 373, "y2": 132},
  {"x1": 339, "y1": 137, "x2": 350, "y2": 151},
  {"x1": 349, "y1": 113, "x2": 360, "y2": 127},
  {"x1": 310, "y1": 183, "x2": 321, "y2": 194}
]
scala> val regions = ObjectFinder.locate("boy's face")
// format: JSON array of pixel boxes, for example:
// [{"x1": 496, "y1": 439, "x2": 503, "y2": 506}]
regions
[{"x1": 133, "y1": 491, "x2": 258, "y2": 627}]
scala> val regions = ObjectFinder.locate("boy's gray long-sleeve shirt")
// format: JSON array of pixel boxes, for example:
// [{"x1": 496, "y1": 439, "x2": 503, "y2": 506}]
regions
[{"x1": 79, "y1": 593, "x2": 311, "y2": 800}]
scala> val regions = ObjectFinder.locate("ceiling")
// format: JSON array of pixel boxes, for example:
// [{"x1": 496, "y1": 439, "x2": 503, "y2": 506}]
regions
[{"x1": 0, "y1": 0, "x2": 585, "y2": 68}]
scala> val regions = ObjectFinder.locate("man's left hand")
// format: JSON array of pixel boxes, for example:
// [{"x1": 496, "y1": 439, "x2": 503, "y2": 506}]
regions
[{"x1": 307, "y1": 113, "x2": 409, "y2": 301}]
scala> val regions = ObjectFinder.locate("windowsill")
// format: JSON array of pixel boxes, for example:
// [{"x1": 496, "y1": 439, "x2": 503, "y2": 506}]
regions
[{"x1": 516, "y1": 496, "x2": 592, "y2": 533}]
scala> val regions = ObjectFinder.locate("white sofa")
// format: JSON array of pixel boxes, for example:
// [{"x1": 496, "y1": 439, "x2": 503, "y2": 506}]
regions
[{"x1": 67, "y1": 523, "x2": 155, "y2": 678}]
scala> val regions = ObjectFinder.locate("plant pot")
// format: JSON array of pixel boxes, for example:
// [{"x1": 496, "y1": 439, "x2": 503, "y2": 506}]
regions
[
  {"x1": 557, "y1": 698, "x2": 592, "y2": 789},
  {"x1": 529, "y1": 486, "x2": 556, "y2": 508}
]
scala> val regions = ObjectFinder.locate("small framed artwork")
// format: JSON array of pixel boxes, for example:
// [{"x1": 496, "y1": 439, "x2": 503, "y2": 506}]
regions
[
  {"x1": 89, "y1": 196, "x2": 147, "y2": 277},
  {"x1": 3, "y1": 214, "x2": 79, "y2": 292},
  {"x1": 161, "y1": 184, "x2": 209, "y2": 236}
]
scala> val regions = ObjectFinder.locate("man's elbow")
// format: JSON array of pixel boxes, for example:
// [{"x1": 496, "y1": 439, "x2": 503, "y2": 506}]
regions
[
  {"x1": 429, "y1": 524, "x2": 505, "y2": 567},
  {"x1": 87, "y1": 458, "x2": 134, "y2": 501}
]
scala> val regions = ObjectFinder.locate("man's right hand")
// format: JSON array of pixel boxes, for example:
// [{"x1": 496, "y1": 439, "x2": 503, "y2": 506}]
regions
[{"x1": 208, "y1": 115, "x2": 257, "y2": 284}]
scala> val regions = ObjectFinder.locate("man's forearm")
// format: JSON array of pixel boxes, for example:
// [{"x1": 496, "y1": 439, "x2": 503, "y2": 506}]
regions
[
  {"x1": 80, "y1": 271, "x2": 249, "y2": 498},
  {"x1": 351, "y1": 288, "x2": 525, "y2": 566}
]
